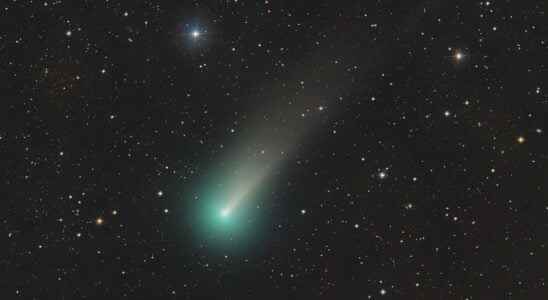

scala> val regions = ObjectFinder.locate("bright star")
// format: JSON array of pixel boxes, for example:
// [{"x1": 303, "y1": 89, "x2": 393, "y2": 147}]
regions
[
  {"x1": 452, "y1": 49, "x2": 466, "y2": 64},
  {"x1": 192, "y1": 30, "x2": 200, "y2": 38}
]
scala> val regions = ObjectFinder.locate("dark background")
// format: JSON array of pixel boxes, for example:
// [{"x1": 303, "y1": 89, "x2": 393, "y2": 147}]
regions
[{"x1": 2, "y1": 0, "x2": 548, "y2": 299}]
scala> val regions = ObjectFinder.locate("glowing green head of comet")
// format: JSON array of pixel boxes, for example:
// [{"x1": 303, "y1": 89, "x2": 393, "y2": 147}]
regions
[
  {"x1": 185, "y1": 125, "x2": 291, "y2": 253},
  {"x1": 188, "y1": 164, "x2": 270, "y2": 250},
  {"x1": 220, "y1": 207, "x2": 231, "y2": 218},
  {"x1": 201, "y1": 194, "x2": 247, "y2": 235}
]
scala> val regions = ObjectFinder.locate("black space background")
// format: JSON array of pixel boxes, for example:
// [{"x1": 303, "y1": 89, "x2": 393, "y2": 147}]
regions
[{"x1": 2, "y1": 0, "x2": 548, "y2": 299}]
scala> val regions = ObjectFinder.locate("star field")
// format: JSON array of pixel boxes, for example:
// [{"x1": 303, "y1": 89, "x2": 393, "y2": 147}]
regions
[{"x1": 2, "y1": 0, "x2": 548, "y2": 299}]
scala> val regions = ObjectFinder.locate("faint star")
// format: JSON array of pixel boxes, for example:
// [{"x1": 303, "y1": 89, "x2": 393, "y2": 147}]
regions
[
  {"x1": 517, "y1": 136, "x2": 525, "y2": 144},
  {"x1": 95, "y1": 217, "x2": 104, "y2": 225}
]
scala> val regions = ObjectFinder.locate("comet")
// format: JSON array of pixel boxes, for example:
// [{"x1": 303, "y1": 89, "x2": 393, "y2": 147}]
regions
[{"x1": 188, "y1": 3, "x2": 429, "y2": 245}]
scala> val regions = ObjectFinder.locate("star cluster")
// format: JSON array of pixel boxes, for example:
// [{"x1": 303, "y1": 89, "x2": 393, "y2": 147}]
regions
[{"x1": 3, "y1": 0, "x2": 548, "y2": 299}]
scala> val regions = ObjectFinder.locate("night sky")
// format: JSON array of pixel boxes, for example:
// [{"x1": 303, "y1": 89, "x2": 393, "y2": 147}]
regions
[{"x1": 3, "y1": 0, "x2": 548, "y2": 299}]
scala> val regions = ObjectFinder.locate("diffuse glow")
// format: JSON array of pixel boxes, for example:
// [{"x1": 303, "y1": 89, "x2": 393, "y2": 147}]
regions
[{"x1": 220, "y1": 207, "x2": 231, "y2": 217}]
